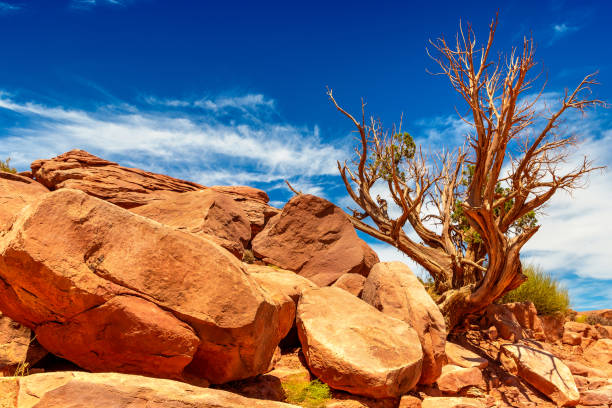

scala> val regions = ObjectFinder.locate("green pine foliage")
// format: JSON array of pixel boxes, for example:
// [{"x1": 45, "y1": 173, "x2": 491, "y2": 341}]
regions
[
  {"x1": 501, "y1": 264, "x2": 570, "y2": 315},
  {"x1": 0, "y1": 157, "x2": 17, "y2": 174},
  {"x1": 451, "y1": 165, "x2": 538, "y2": 244},
  {"x1": 368, "y1": 132, "x2": 416, "y2": 182}
]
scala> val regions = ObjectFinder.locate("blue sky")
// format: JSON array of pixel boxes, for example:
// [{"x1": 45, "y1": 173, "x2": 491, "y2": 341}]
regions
[{"x1": 0, "y1": 0, "x2": 610, "y2": 310}]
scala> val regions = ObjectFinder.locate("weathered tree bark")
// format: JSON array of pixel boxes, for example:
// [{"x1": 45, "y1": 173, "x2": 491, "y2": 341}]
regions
[{"x1": 328, "y1": 15, "x2": 604, "y2": 330}]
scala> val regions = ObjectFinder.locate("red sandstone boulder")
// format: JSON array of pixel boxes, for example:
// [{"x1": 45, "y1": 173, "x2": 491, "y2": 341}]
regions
[
  {"x1": 579, "y1": 386, "x2": 612, "y2": 406},
  {"x1": 595, "y1": 324, "x2": 612, "y2": 339},
  {"x1": 211, "y1": 185, "x2": 270, "y2": 203},
  {"x1": 0, "y1": 312, "x2": 47, "y2": 375},
  {"x1": 540, "y1": 313, "x2": 565, "y2": 342},
  {"x1": 246, "y1": 277, "x2": 296, "y2": 341},
  {"x1": 245, "y1": 264, "x2": 317, "y2": 304},
  {"x1": 585, "y1": 338, "x2": 612, "y2": 365},
  {"x1": 252, "y1": 194, "x2": 379, "y2": 286},
  {"x1": 564, "y1": 361, "x2": 608, "y2": 378},
  {"x1": 0, "y1": 371, "x2": 298, "y2": 407},
  {"x1": 504, "y1": 302, "x2": 545, "y2": 340},
  {"x1": 421, "y1": 397, "x2": 485, "y2": 408},
  {"x1": 331, "y1": 273, "x2": 366, "y2": 297},
  {"x1": 130, "y1": 189, "x2": 252, "y2": 258},
  {"x1": 0, "y1": 189, "x2": 283, "y2": 383},
  {"x1": 246, "y1": 265, "x2": 318, "y2": 342},
  {"x1": 361, "y1": 262, "x2": 446, "y2": 384},
  {"x1": 445, "y1": 342, "x2": 488, "y2": 369},
  {"x1": 563, "y1": 330, "x2": 583, "y2": 346},
  {"x1": 563, "y1": 321, "x2": 600, "y2": 348},
  {"x1": 297, "y1": 287, "x2": 423, "y2": 398},
  {"x1": 484, "y1": 304, "x2": 526, "y2": 342},
  {"x1": 399, "y1": 395, "x2": 423, "y2": 408},
  {"x1": 211, "y1": 185, "x2": 280, "y2": 235},
  {"x1": 0, "y1": 172, "x2": 49, "y2": 232},
  {"x1": 36, "y1": 295, "x2": 199, "y2": 378},
  {"x1": 499, "y1": 344, "x2": 580, "y2": 406},
  {"x1": 30, "y1": 150, "x2": 204, "y2": 208},
  {"x1": 0, "y1": 312, "x2": 31, "y2": 371},
  {"x1": 564, "y1": 321, "x2": 597, "y2": 336},
  {"x1": 436, "y1": 365, "x2": 484, "y2": 394}
]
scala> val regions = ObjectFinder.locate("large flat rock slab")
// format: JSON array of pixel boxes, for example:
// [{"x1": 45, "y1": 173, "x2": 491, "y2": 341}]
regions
[
  {"x1": 500, "y1": 343, "x2": 580, "y2": 406},
  {"x1": 436, "y1": 365, "x2": 484, "y2": 394},
  {"x1": 0, "y1": 371, "x2": 299, "y2": 407},
  {"x1": 421, "y1": 397, "x2": 485, "y2": 408},
  {"x1": 210, "y1": 186, "x2": 280, "y2": 235},
  {"x1": 30, "y1": 150, "x2": 204, "y2": 208},
  {"x1": 445, "y1": 342, "x2": 488, "y2": 369},
  {"x1": 296, "y1": 286, "x2": 423, "y2": 398}
]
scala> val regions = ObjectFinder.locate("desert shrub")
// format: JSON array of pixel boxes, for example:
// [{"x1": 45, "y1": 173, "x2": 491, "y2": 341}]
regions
[
  {"x1": 242, "y1": 249, "x2": 255, "y2": 264},
  {"x1": 500, "y1": 264, "x2": 570, "y2": 316},
  {"x1": 282, "y1": 375, "x2": 331, "y2": 408},
  {"x1": 574, "y1": 315, "x2": 588, "y2": 324},
  {"x1": 417, "y1": 273, "x2": 441, "y2": 302},
  {"x1": 584, "y1": 314, "x2": 612, "y2": 326},
  {"x1": 0, "y1": 157, "x2": 17, "y2": 174}
]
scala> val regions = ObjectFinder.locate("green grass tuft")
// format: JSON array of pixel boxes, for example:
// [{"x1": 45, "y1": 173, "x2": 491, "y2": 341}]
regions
[
  {"x1": 501, "y1": 264, "x2": 570, "y2": 316},
  {"x1": 282, "y1": 375, "x2": 331, "y2": 408},
  {"x1": 574, "y1": 315, "x2": 588, "y2": 324},
  {"x1": 0, "y1": 157, "x2": 17, "y2": 174}
]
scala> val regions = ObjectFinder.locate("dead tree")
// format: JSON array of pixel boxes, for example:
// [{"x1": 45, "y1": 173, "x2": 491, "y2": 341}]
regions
[{"x1": 329, "y1": 16, "x2": 604, "y2": 330}]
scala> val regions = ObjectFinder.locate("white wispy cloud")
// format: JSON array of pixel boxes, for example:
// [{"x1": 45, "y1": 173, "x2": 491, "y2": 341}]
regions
[
  {"x1": 558, "y1": 275, "x2": 612, "y2": 311},
  {"x1": 553, "y1": 23, "x2": 573, "y2": 34},
  {"x1": 144, "y1": 93, "x2": 275, "y2": 113},
  {"x1": 197, "y1": 94, "x2": 275, "y2": 112},
  {"x1": 549, "y1": 23, "x2": 579, "y2": 45},
  {"x1": 0, "y1": 1, "x2": 21, "y2": 13},
  {"x1": 414, "y1": 114, "x2": 471, "y2": 147},
  {"x1": 522, "y1": 132, "x2": 611, "y2": 281},
  {"x1": 71, "y1": 0, "x2": 127, "y2": 9},
  {"x1": 0, "y1": 93, "x2": 345, "y2": 188}
]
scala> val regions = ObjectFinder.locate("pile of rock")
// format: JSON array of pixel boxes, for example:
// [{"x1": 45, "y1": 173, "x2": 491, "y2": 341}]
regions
[
  {"x1": 0, "y1": 151, "x2": 428, "y2": 398},
  {"x1": 0, "y1": 151, "x2": 611, "y2": 408}
]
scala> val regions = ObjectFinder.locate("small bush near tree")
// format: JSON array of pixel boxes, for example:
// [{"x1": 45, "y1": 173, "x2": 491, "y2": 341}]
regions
[
  {"x1": 0, "y1": 157, "x2": 17, "y2": 174},
  {"x1": 417, "y1": 274, "x2": 441, "y2": 302},
  {"x1": 281, "y1": 375, "x2": 331, "y2": 408},
  {"x1": 574, "y1": 315, "x2": 588, "y2": 324},
  {"x1": 576, "y1": 314, "x2": 612, "y2": 326},
  {"x1": 500, "y1": 264, "x2": 570, "y2": 315}
]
